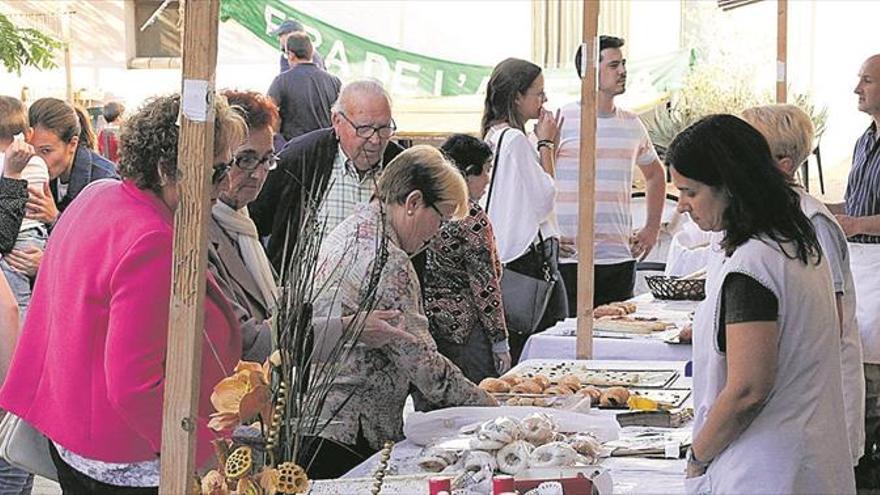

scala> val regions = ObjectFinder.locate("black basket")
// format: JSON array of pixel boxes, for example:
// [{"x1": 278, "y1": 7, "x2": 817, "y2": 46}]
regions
[{"x1": 645, "y1": 275, "x2": 706, "y2": 301}]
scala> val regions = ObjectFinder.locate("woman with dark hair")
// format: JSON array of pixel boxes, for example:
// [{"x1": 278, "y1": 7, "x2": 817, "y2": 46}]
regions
[
  {"x1": 0, "y1": 94, "x2": 246, "y2": 493},
  {"x1": 481, "y1": 58, "x2": 565, "y2": 361},
  {"x1": 671, "y1": 114, "x2": 855, "y2": 493},
  {"x1": 422, "y1": 134, "x2": 510, "y2": 383}
]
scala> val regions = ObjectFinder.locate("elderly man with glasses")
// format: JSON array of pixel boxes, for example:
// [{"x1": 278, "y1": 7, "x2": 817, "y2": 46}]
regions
[{"x1": 251, "y1": 79, "x2": 404, "y2": 270}]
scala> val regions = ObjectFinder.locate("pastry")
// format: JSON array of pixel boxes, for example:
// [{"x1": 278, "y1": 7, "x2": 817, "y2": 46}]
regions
[
  {"x1": 470, "y1": 437, "x2": 506, "y2": 451},
  {"x1": 521, "y1": 413, "x2": 556, "y2": 446},
  {"x1": 593, "y1": 304, "x2": 627, "y2": 318},
  {"x1": 499, "y1": 374, "x2": 523, "y2": 386},
  {"x1": 418, "y1": 449, "x2": 458, "y2": 472},
  {"x1": 479, "y1": 377, "x2": 511, "y2": 393},
  {"x1": 577, "y1": 386, "x2": 602, "y2": 404},
  {"x1": 566, "y1": 434, "x2": 602, "y2": 463},
  {"x1": 559, "y1": 374, "x2": 582, "y2": 392},
  {"x1": 528, "y1": 442, "x2": 580, "y2": 468},
  {"x1": 464, "y1": 450, "x2": 498, "y2": 473},
  {"x1": 496, "y1": 440, "x2": 533, "y2": 475},
  {"x1": 543, "y1": 385, "x2": 574, "y2": 396},
  {"x1": 478, "y1": 417, "x2": 523, "y2": 444},
  {"x1": 599, "y1": 386, "x2": 630, "y2": 407},
  {"x1": 532, "y1": 375, "x2": 551, "y2": 389},
  {"x1": 510, "y1": 379, "x2": 543, "y2": 395},
  {"x1": 610, "y1": 301, "x2": 638, "y2": 314}
]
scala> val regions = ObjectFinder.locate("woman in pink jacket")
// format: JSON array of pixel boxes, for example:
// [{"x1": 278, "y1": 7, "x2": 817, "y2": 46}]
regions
[{"x1": 0, "y1": 94, "x2": 246, "y2": 493}]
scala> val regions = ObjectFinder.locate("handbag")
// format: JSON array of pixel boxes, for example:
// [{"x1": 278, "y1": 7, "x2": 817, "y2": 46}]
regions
[
  {"x1": 486, "y1": 128, "x2": 557, "y2": 336},
  {"x1": 0, "y1": 412, "x2": 58, "y2": 481}
]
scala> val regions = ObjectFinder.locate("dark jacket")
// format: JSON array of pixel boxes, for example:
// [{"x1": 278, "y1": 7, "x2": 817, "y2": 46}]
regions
[
  {"x1": 0, "y1": 178, "x2": 27, "y2": 254},
  {"x1": 51, "y1": 146, "x2": 119, "y2": 212},
  {"x1": 249, "y1": 127, "x2": 404, "y2": 271}
]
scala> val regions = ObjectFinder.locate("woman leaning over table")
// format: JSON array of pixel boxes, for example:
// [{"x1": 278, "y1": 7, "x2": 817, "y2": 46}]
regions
[
  {"x1": 668, "y1": 114, "x2": 855, "y2": 494},
  {"x1": 307, "y1": 145, "x2": 496, "y2": 479},
  {"x1": 423, "y1": 134, "x2": 511, "y2": 383},
  {"x1": 0, "y1": 94, "x2": 246, "y2": 494},
  {"x1": 481, "y1": 58, "x2": 566, "y2": 362}
]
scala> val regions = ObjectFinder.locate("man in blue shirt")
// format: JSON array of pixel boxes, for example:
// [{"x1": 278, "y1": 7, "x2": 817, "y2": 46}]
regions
[{"x1": 270, "y1": 19, "x2": 325, "y2": 73}]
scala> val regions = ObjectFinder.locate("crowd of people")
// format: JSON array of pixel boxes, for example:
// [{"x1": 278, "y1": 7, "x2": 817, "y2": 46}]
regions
[{"x1": 0, "y1": 24, "x2": 876, "y2": 494}]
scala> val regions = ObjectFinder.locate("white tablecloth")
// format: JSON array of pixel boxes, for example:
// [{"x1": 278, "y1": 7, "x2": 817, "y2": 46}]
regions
[
  {"x1": 521, "y1": 294, "x2": 697, "y2": 362},
  {"x1": 342, "y1": 360, "x2": 692, "y2": 494}
]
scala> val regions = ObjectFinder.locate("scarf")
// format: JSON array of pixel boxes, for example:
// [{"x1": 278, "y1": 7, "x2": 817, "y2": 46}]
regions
[{"x1": 212, "y1": 201, "x2": 278, "y2": 314}]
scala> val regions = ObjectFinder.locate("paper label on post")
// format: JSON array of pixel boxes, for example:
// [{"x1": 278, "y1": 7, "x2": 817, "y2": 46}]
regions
[
  {"x1": 182, "y1": 79, "x2": 210, "y2": 122},
  {"x1": 776, "y1": 61, "x2": 786, "y2": 82},
  {"x1": 664, "y1": 435, "x2": 680, "y2": 459}
]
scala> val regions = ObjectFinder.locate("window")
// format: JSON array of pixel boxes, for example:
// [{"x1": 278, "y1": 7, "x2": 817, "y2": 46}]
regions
[
  {"x1": 126, "y1": 0, "x2": 181, "y2": 67},
  {"x1": 531, "y1": 1, "x2": 631, "y2": 69}
]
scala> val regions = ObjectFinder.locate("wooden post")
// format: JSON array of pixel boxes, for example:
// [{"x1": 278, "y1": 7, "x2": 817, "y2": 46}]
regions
[
  {"x1": 61, "y1": 9, "x2": 73, "y2": 104},
  {"x1": 158, "y1": 1, "x2": 220, "y2": 493},
  {"x1": 575, "y1": 0, "x2": 599, "y2": 360},
  {"x1": 776, "y1": 0, "x2": 787, "y2": 103}
]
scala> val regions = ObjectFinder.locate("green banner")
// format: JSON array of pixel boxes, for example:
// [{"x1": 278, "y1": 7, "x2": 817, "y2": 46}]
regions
[{"x1": 220, "y1": 0, "x2": 492, "y2": 97}]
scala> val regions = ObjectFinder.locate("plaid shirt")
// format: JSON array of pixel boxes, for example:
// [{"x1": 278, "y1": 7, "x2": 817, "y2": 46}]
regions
[{"x1": 318, "y1": 145, "x2": 381, "y2": 233}]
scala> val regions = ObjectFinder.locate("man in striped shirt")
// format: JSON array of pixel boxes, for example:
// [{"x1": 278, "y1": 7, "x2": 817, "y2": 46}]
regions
[
  {"x1": 555, "y1": 36, "x2": 666, "y2": 313},
  {"x1": 828, "y1": 54, "x2": 880, "y2": 482}
]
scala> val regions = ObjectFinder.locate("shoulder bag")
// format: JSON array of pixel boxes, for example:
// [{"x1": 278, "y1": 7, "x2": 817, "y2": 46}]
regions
[
  {"x1": 0, "y1": 412, "x2": 57, "y2": 481},
  {"x1": 486, "y1": 128, "x2": 556, "y2": 336}
]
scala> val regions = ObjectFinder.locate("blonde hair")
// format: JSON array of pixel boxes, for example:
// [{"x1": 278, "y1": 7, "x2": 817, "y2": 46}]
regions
[
  {"x1": 377, "y1": 145, "x2": 468, "y2": 220},
  {"x1": 741, "y1": 104, "x2": 814, "y2": 166}
]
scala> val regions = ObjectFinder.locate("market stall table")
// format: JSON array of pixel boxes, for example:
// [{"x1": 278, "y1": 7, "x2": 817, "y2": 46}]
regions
[
  {"x1": 520, "y1": 293, "x2": 698, "y2": 362},
  {"x1": 332, "y1": 360, "x2": 692, "y2": 494}
]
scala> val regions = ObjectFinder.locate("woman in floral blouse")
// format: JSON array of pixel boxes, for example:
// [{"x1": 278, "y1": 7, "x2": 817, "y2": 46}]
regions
[
  {"x1": 308, "y1": 145, "x2": 496, "y2": 479},
  {"x1": 424, "y1": 135, "x2": 511, "y2": 383}
]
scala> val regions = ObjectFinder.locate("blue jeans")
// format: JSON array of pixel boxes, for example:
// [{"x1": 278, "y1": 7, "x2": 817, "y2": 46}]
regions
[
  {"x1": 0, "y1": 225, "x2": 48, "y2": 324},
  {"x1": 0, "y1": 457, "x2": 33, "y2": 495}
]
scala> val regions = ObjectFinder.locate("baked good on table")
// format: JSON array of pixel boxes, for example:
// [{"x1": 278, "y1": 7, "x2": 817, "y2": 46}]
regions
[
  {"x1": 478, "y1": 417, "x2": 523, "y2": 444},
  {"x1": 529, "y1": 441, "x2": 580, "y2": 468},
  {"x1": 532, "y1": 375, "x2": 551, "y2": 389},
  {"x1": 479, "y1": 377, "x2": 511, "y2": 393},
  {"x1": 418, "y1": 448, "x2": 459, "y2": 472},
  {"x1": 593, "y1": 316, "x2": 671, "y2": 334},
  {"x1": 499, "y1": 374, "x2": 523, "y2": 386},
  {"x1": 496, "y1": 440, "x2": 534, "y2": 475},
  {"x1": 593, "y1": 301, "x2": 637, "y2": 318},
  {"x1": 577, "y1": 386, "x2": 602, "y2": 404},
  {"x1": 510, "y1": 379, "x2": 543, "y2": 395},
  {"x1": 559, "y1": 374, "x2": 582, "y2": 392},
  {"x1": 543, "y1": 385, "x2": 574, "y2": 396},
  {"x1": 599, "y1": 386, "x2": 631, "y2": 407},
  {"x1": 566, "y1": 434, "x2": 602, "y2": 463},
  {"x1": 521, "y1": 413, "x2": 556, "y2": 446}
]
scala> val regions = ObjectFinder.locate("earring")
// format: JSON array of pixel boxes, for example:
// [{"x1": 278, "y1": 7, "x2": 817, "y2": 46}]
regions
[{"x1": 407, "y1": 210, "x2": 413, "y2": 215}]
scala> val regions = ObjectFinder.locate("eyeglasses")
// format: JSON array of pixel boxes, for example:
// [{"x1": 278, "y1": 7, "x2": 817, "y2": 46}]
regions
[
  {"x1": 211, "y1": 162, "x2": 231, "y2": 184},
  {"x1": 428, "y1": 202, "x2": 452, "y2": 225},
  {"x1": 233, "y1": 152, "x2": 278, "y2": 171},
  {"x1": 338, "y1": 112, "x2": 396, "y2": 139}
]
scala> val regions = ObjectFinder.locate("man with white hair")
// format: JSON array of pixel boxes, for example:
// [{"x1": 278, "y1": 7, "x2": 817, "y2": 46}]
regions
[{"x1": 251, "y1": 80, "x2": 404, "y2": 270}]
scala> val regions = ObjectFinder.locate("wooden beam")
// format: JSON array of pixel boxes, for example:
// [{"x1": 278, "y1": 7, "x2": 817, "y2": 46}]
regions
[
  {"x1": 158, "y1": 1, "x2": 220, "y2": 493},
  {"x1": 776, "y1": 0, "x2": 787, "y2": 103},
  {"x1": 576, "y1": 0, "x2": 599, "y2": 360}
]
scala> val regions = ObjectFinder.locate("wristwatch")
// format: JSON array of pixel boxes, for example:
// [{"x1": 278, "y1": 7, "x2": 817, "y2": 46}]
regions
[
  {"x1": 686, "y1": 447, "x2": 711, "y2": 470},
  {"x1": 537, "y1": 140, "x2": 555, "y2": 152}
]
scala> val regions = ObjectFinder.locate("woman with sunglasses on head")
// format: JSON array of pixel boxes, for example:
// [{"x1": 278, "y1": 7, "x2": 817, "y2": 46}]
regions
[
  {"x1": 0, "y1": 94, "x2": 247, "y2": 493},
  {"x1": 207, "y1": 90, "x2": 281, "y2": 363},
  {"x1": 422, "y1": 134, "x2": 511, "y2": 384},
  {"x1": 481, "y1": 58, "x2": 566, "y2": 362}
]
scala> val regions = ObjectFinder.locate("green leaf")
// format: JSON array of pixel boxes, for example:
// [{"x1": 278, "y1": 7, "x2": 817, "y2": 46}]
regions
[{"x1": 0, "y1": 13, "x2": 62, "y2": 75}]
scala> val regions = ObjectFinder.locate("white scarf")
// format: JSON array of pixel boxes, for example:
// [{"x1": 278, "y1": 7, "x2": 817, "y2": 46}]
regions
[{"x1": 212, "y1": 201, "x2": 278, "y2": 314}]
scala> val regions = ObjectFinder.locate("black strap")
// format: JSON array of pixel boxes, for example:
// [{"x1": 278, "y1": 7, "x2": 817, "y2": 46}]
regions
[
  {"x1": 484, "y1": 127, "x2": 511, "y2": 215},
  {"x1": 484, "y1": 127, "x2": 552, "y2": 276}
]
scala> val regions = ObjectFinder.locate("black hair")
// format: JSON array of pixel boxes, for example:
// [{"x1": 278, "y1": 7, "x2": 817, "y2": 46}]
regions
[
  {"x1": 440, "y1": 134, "x2": 492, "y2": 176},
  {"x1": 665, "y1": 114, "x2": 821, "y2": 265},
  {"x1": 575, "y1": 35, "x2": 625, "y2": 77},
  {"x1": 480, "y1": 58, "x2": 542, "y2": 138}
]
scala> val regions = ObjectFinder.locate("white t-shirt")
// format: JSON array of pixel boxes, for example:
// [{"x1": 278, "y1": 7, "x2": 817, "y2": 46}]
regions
[
  {"x1": 482, "y1": 124, "x2": 558, "y2": 263},
  {"x1": 556, "y1": 103, "x2": 659, "y2": 264},
  {"x1": 20, "y1": 155, "x2": 50, "y2": 231}
]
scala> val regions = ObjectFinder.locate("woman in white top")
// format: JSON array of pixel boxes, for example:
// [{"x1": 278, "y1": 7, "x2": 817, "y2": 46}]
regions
[
  {"x1": 743, "y1": 104, "x2": 865, "y2": 468},
  {"x1": 669, "y1": 114, "x2": 855, "y2": 494},
  {"x1": 480, "y1": 58, "x2": 565, "y2": 361}
]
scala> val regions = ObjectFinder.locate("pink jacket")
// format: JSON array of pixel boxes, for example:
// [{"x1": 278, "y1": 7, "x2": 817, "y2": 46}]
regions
[{"x1": 0, "y1": 180, "x2": 241, "y2": 466}]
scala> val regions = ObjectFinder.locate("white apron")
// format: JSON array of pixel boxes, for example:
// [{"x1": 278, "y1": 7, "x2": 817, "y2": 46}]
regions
[
  {"x1": 799, "y1": 190, "x2": 866, "y2": 465},
  {"x1": 850, "y1": 242, "x2": 880, "y2": 365},
  {"x1": 688, "y1": 237, "x2": 855, "y2": 494}
]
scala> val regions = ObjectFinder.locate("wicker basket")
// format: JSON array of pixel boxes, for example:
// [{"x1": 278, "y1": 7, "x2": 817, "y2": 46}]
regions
[{"x1": 645, "y1": 275, "x2": 706, "y2": 301}]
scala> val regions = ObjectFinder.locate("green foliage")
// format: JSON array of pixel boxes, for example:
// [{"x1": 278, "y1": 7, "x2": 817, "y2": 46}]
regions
[
  {"x1": 644, "y1": 63, "x2": 829, "y2": 153},
  {"x1": 0, "y1": 12, "x2": 62, "y2": 75}
]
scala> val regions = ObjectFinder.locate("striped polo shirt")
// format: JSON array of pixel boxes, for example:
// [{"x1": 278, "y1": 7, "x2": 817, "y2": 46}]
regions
[
  {"x1": 845, "y1": 123, "x2": 880, "y2": 244},
  {"x1": 556, "y1": 102, "x2": 659, "y2": 264}
]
